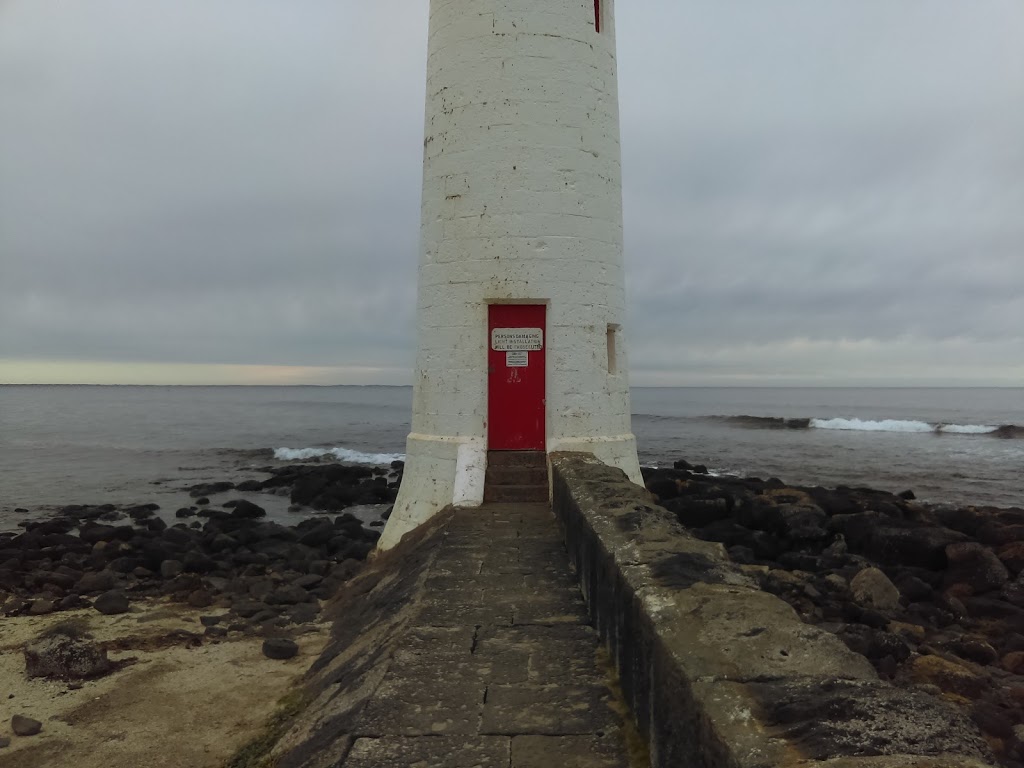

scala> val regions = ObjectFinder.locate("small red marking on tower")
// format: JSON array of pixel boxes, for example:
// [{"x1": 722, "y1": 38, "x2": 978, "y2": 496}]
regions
[{"x1": 594, "y1": 0, "x2": 601, "y2": 32}]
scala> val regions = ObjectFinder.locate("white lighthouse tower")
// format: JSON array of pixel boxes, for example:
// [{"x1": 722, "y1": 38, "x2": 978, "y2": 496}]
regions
[{"x1": 380, "y1": 0, "x2": 642, "y2": 549}]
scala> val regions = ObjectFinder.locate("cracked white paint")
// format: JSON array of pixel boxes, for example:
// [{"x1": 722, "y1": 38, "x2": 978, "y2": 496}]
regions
[{"x1": 381, "y1": 0, "x2": 641, "y2": 550}]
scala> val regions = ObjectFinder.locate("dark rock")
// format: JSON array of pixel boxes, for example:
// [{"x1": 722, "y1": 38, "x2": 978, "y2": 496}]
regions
[
  {"x1": 189, "y1": 482, "x2": 234, "y2": 498},
  {"x1": 24, "y1": 631, "x2": 112, "y2": 680},
  {"x1": 175, "y1": 507, "x2": 197, "y2": 518},
  {"x1": 235, "y1": 480, "x2": 263, "y2": 492},
  {"x1": 267, "y1": 585, "x2": 310, "y2": 606},
  {"x1": 28, "y1": 599, "x2": 55, "y2": 616},
  {"x1": 945, "y1": 542, "x2": 1010, "y2": 594},
  {"x1": 231, "y1": 599, "x2": 268, "y2": 618},
  {"x1": 93, "y1": 590, "x2": 130, "y2": 615},
  {"x1": 225, "y1": 499, "x2": 266, "y2": 519},
  {"x1": 200, "y1": 615, "x2": 223, "y2": 627},
  {"x1": 187, "y1": 589, "x2": 214, "y2": 608},
  {"x1": 0, "y1": 735, "x2": 9, "y2": 747},
  {"x1": 205, "y1": 626, "x2": 228, "y2": 638},
  {"x1": 11, "y1": 714, "x2": 42, "y2": 737},
  {"x1": 287, "y1": 603, "x2": 320, "y2": 624},
  {"x1": 160, "y1": 560, "x2": 184, "y2": 579},
  {"x1": 898, "y1": 490, "x2": 916, "y2": 500},
  {"x1": 262, "y1": 637, "x2": 299, "y2": 660}
]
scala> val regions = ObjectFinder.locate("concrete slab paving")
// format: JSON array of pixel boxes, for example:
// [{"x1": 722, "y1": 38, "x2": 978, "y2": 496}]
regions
[{"x1": 337, "y1": 503, "x2": 636, "y2": 767}]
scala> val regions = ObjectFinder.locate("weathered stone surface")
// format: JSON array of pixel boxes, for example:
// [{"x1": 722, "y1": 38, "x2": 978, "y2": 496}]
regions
[
  {"x1": 345, "y1": 736, "x2": 509, "y2": 767},
  {"x1": 249, "y1": 504, "x2": 631, "y2": 768},
  {"x1": 657, "y1": 582, "x2": 877, "y2": 682},
  {"x1": 550, "y1": 452, "x2": 995, "y2": 768},
  {"x1": 511, "y1": 734, "x2": 630, "y2": 768}
]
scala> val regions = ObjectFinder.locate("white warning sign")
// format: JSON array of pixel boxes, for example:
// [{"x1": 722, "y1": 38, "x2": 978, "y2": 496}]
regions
[
  {"x1": 505, "y1": 350, "x2": 529, "y2": 367},
  {"x1": 491, "y1": 327, "x2": 543, "y2": 351}
]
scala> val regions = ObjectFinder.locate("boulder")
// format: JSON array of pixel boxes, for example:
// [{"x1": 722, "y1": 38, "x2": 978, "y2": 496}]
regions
[
  {"x1": 11, "y1": 715, "x2": 42, "y2": 737},
  {"x1": 945, "y1": 542, "x2": 1010, "y2": 594},
  {"x1": 850, "y1": 567, "x2": 901, "y2": 612},
  {"x1": 910, "y1": 654, "x2": 990, "y2": 700},
  {"x1": 93, "y1": 590, "x2": 130, "y2": 615},
  {"x1": 75, "y1": 570, "x2": 117, "y2": 593},
  {"x1": 262, "y1": 638, "x2": 298, "y2": 660},
  {"x1": 24, "y1": 631, "x2": 112, "y2": 680}
]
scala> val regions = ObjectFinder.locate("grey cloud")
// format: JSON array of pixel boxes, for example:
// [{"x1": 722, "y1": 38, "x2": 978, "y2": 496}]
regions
[{"x1": 2, "y1": 0, "x2": 1023, "y2": 383}]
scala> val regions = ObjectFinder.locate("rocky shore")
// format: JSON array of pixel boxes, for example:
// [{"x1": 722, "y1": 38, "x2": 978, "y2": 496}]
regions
[
  {"x1": 0, "y1": 460, "x2": 401, "y2": 762},
  {"x1": 642, "y1": 460, "x2": 1024, "y2": 767}
]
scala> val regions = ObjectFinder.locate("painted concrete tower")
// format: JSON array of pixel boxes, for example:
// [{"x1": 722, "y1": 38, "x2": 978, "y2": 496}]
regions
[{"x1": 380, "y1": 0, "x2": 641, "y2": 549}]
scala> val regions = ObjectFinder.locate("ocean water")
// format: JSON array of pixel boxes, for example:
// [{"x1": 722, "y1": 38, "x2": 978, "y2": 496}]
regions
[{"x1": 1, "y1": 385, "x2": 1021, "y2": 530}]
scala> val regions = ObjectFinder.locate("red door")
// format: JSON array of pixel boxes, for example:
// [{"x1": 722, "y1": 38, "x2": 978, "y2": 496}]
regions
[{"x1": 488, "y1": 304, "x2": 546, "y2": 450}]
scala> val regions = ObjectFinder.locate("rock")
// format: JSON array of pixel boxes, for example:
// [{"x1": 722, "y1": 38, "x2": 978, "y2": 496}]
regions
[
  {"x1": 24, "y1": 631, "x2": 112, "y2": 680},
  {"x1": 850, "y1": 567, "x2": 901, "y2": 612},
  {"x1": 11, "y1": 714, "x2": 42, "y2": 736},
  {"x1": 75, "y1": 570, "x2": 117, "y2": 593},
  {"x1": 0, "y1": 735, "x2": 9, "y2": 747},
  {"x1": 287, "y1": 603, "x2": 320, "y2": 624},
  {"x1": 225, "y1": 500, "x2": 266, "y2": 519},
  {"x1": 267, "y1": 585, "x2": 309, "y2": 606},
  {"x1": 262, "y1": 638, "x2": 298, "y2": 660},
  {"x1": 189, "y1": 482, "x2": 234, "y2": 498},
  {"x1": 231, "y1": 599, "x2": 268, "y2": 618},
  {"x1": 175, "y1": 507, "x2": 197, "y2": 518},
  {"x1": 199, "y1": 615, "x2": 223, "y2": 627},
  {"x1": 28, "y1": 598, "x2": 55, "y2": 616},
  {"x1": 997, "y1": 542, "x2": 1024, "y2": 575},
  {"x1": 910, "y1": 654, "x2": 990, "y2": 700},
  {"x1": 160, "y1": 560, "x2": 184, "y2": 579},
  {"x1": 1003, "y1": 651, "x2": 1024, "y2": 674},
  {"x1": 898, "y1": 490, "x2": 916, "y2": 500},
  {"x1": 235, "y1": 480, "x2": 263, "y2": 492},
  {"x1": 946, "y1": 542, "x2": 1010, "y2": 594},
  {"x1": 943, "y1": 638, "x2": 999, "y2": 666},
  {"x1": 93, "y1": 590, "x2": 129, "y2": 615}
]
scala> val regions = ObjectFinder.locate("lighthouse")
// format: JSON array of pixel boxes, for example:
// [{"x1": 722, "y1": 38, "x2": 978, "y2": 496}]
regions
[{"x1": 379, "y1": 0, "x2": 642, "y2": 549}]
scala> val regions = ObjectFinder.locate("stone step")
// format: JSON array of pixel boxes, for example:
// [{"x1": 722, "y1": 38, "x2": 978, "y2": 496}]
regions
[
  {"x1": 485, "y1": 465, "x2": 549, "y2": 486},
  {"x1": 482, "y1": 484, "x2": 549, "y2": 503},
  {"x1": 486, "y1": 450, "x2": 547, "y2": 469}
]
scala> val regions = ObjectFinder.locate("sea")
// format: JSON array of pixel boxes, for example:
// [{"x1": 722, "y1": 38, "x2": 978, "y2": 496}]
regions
[{"x1": 1, "y1": 385, "x2": 1021, "y2": 532}]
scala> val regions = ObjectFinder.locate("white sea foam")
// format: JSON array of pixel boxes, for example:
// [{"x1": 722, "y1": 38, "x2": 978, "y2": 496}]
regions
[
  {"x1": 936, "y1": 424, "x2": 999, "y2": 434},
  {"x1": 810, "y1": 418, "x2": 934, "y2": 433},
  {"x1": 273, "y1": 447, "x2": 405, "y2": 464},
  {"x1": 810, "y1": 418, "x2": 998, "y2": 435}
]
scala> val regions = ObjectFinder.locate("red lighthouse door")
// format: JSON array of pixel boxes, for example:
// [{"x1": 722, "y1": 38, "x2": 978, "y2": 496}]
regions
[{"x1": 488, "y1": 304, "x2": 546, "y2": 450}]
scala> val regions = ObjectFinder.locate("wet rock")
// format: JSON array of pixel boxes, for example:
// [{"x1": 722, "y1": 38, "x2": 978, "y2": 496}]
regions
[
  {"x1": 24, "y1": 630, "x2": 112, "y2": 680},
  {"x1": 189, "y1": 482, "x2": 234, "y2": 498},
  {"x1": 224, "y1": 499, "x2": 266, "y2": 519},
  {"x1": 1003, "y1": 652, "x2": 1024, "y2": 674},
  {"x1": 11, "y1": 715, "x2": 42, "y2": 736},
  {"x1": 945, "y1": 542, "x2": 1010, "y2": 594},
  {"x1": 262, "y1": 637, "x2": 298, "y2": 660},
  {"x1": 93, "y1": 590, "x2": 130, "y2": 615}
]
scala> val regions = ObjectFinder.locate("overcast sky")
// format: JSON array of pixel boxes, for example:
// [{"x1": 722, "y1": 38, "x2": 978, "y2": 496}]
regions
[{"x1": 1, "y1": 0, "x2": 1022, "y2": 386}]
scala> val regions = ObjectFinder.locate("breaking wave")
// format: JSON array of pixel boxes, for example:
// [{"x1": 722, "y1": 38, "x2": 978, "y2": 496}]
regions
[
  {"x1": 273, "y1": 447, "x2": 406, "y2": 464},
  {"x1": 714, "y1": 416, "x2": 1022, "y2": 438}
]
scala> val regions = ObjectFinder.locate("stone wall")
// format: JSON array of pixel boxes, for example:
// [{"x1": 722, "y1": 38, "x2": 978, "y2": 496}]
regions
[{"x1": 550, "y1": 452, "x2": 996, "y2": 768}]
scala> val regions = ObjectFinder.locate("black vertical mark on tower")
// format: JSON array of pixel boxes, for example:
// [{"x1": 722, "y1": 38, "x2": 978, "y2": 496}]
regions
[{"x1": 594, "y1": 0, "x2": 601, "y2": 32}]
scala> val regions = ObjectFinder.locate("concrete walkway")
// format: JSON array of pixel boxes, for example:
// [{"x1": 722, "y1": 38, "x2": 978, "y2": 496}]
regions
[{"x1": 341, "y1": 503, "x2": 636, "y2": 767}]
